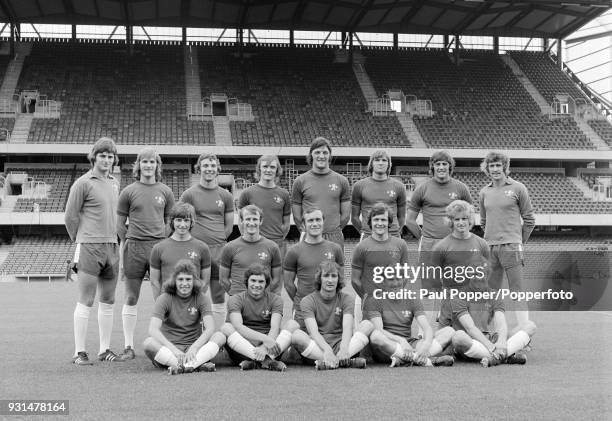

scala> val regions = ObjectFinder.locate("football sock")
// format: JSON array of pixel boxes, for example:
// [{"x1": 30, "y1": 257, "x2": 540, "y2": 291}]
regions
[
  {"x1": 211, "y1": 303, "x2": 227, "y2": 332},
  {"x1": 516, "y1": 310, "x2": 530, "y2": 326},
  {"x1": 507, "y1": 330, "x2": 530, "y2": 355},
  {"x1": 227, "y1": 332, "x2": 256, "y2": 360},
  {"x1": 348, "y1": 331, "x2": 369, "y2": 356},
  {"x1": 122, "y1": 304, "x2": 137, "y2": 348},
  {"x1": 186, "y1": 342, "x2": 220, "y2": 369},
  {"x1": 74, "y1": 302, "x2": 91, "y2": 355},
  {"x1": 155, "y1": 346, "x2": 179, "y2": 367},
  {"x1": 428, "y1": 339, "x2": 443, "y2": 356},
  {"x1": 275, "y1": 330, "x2": 292, "y2": 355},
  {"x1": 301, "y1": 340, "x2": 324, "y2": 360},
  {"x1": 391, "y1": 343, "x2": 404, "y2": 359},
  {"x1": 464, "y1": 340, "x2": 490, "y2": 359},
  {"x1": 98, "y1": 302, "x2": 114, "y2": 354}
]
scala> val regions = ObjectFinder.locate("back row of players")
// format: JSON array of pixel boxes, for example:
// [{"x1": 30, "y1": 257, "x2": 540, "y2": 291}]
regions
[{"x1": 65, "y1": 136, "x2": 536, "y2": 372}]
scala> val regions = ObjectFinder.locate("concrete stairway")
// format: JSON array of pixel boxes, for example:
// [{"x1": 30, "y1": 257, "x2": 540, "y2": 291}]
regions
[
  {"x1": 568, "y1": 176, "x2": 594, "y2": 199},
  {"x1": 571, "y1": 115, "x2": 610, "y2": 151},
  {"x1": 352, "y1": 63, "x2": 378, "y2": 110},
  {"x1": 397, "y1": 112, "x2": 427, "y2": 148},
  {"x1": 0, "y1": 43, "x2": 31, "y2": 114},
  {"x1": 500, "y1": 54, "x2": 551, "y2": 115},
  {"x1": 184, "y1": 45, "x2": 202, "y2": 114},
  {"x1": 9, "y1": 114, "x2": 33, "y2": 143},
  {"x1": 213, "y1": 117, "x2": 232, "y2": 146}
]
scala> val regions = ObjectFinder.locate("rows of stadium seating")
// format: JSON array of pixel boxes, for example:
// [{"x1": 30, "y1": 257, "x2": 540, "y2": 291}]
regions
[
  {"x1": 197, "y1": 46, "x2": 409, "y2": 147},
  {"x1": 453, "y1": 170, "x2": 612, "y2": 214},
  {"x1": 364, "y1": 49, "x2": 592, "y2": 149},
  {"x1": 0, "y1": 236, "x2": 74, "y2": 276},
  {"x1": 11, "y1": 167, "x2": 75, "y2": 212},
  {"x1": 508, "y1": 51, "x2": 587, "y2": 104},
  {"x1": 587, "y1": 120, "x2": 612, "y2": 147},
  {"x1": 0, "y1": 117, "x2": 15, "y2": 133},
  {"x1": 18, "y1": 43, "x2": 214, "y2": 145}
]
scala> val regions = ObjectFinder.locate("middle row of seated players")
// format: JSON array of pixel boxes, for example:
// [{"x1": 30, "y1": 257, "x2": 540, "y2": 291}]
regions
[{"x1": 144, "y1": 199, "x2": 535, "y2": 373}]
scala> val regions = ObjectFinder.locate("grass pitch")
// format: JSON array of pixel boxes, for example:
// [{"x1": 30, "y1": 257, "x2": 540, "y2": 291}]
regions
[{"x1": 1, "y1": 281, "x2": 611, "y2": 420}]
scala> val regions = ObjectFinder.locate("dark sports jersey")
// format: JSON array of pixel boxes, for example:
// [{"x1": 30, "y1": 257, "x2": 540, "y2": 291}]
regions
[
  {"x1": 238, "y1": 184, "x2": 291, "y2": 241},
  {"x1": 430, "y1": 234, "x2": 490, "y2": 289},
  {"x1": 479, "y1": 177, "x2": 535, "y2": 245},
  {"x1": 220, "y1": 237, "x2": 282, "y2": 295},
  {"x1": 351, "y1": 177, "x2": 406, "y2": 236},
  {"x1": 152, "y1": 292, "x2": 212, "y2": 346},
  {"x1": 150, "y1": 238, "x2": 211, "y2": 284},
  {"x1": 363, "y1": 294, "x2": 425, "y2": 339},
  {"x1": 438, "y1": 288, "x2": 505, "y2": 332},
  {"x1": 408, "y1": 178, "x2": 472, "y2": 239},
  {"x1": 117, "y1": 181, "x2": 175, "y2": 240},
  {"x1": 283, "y1": 240, "x2": 344, "y2": 305},
  {"x1": 301, "y1": 291, "x2": 354, "y2": 346},
  {"x1": 227, "y1": 290, "x2": 284, "y2": 334},
  {"x1": 292, "y1": 170, "x2": 350, "y2": 234},
  {"x1": 179, "y1": 184, "x2": 234, "y2": 245},
  {"x1": 351, "y1": 236, "x2": 410, "y2": 296}
]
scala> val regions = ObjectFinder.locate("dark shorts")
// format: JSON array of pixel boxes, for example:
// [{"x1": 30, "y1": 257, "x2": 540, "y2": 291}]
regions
[
  {"x1": 299, "y1": 335, "x2": 358, "y2": 365},
  {"x1": 370, "y1": 337, "x2": 419, "y2": 364},
  {"x1": 418, "y1": 236, "x2": 443, "y2": 291},
  {"x1": 78, "y1": 243, "x2": 119, "y2": 279},
  {"x1": 123, "y1": 239, "x2": 161, "y2": 280},
  {"x1": 488, "y1": 243, "x2": 525, "y2": 292},
  {"x1": 323, "y1": 230, "x2": 344, "y2": 251},
  {"x1": 271, "y1": 238, "x2": 287, "y2": 261}
]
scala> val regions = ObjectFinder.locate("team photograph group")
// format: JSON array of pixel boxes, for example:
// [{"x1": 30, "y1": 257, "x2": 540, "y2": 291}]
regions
[{"x1": 66, "y1": 135, "x2": 536, "y2": 374}]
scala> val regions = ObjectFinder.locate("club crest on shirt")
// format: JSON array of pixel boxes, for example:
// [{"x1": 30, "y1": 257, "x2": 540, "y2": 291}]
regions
[
  {"x1": 329, "y1": 183, "x2": 338, "y2": 191},
  {"x1": 187, "y1": 306, "x2": 198, "y2": 316},
  {"x1": 388, "y1": 250, "x2": 400, "y2": 259},
  {"x1": 401, "y1": 310, "x2": 412, "y2": 318},
  {"x1": 504, "y1": 190, "x2": 518, "y2": 201},
  {"x1": 387, "y1": 190, "x2": 396, "y2": 198},
  {"x1": 261, "y1": 309, "x2": 271, "y2": 318},
  {"x1": 324, "y1": 251, "x2": 334, "y2": 260},
  {"x1": 273, "y1": 196, "x2": 283, "y2": 204},
  {"x1": 258, "y1": 252, "x2": 268, "y2": 260},
  {"x1": 187, "y1": 250, "x2": 198, "y2": 260},
  {"x1": 334, "y1": 307, "x2": 342, "y2": 316},
  {"x1": 216, "y1": 199, "x2": 224, "y2": 208},
  {"x1": 448, "y1": 192, "x2": 458, "y2": 199},
  {"x1": 155, "y1": 195, "x2": 165, "y2": 205}
]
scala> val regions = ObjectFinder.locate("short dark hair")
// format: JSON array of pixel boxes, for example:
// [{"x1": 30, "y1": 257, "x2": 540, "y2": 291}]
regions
[
  {"x1": 306, "y1": 137, "x2": 332, "y2": 166},
  {"x1": 194, "y1": 153, "x2": 221, "y2": 174},
  {"x1": 314, "y1": 261, "x2": 344, "y2": 293},
  {"x1": 243, "y1": 263, "x2": 271, "y2": 289},
  {"x1": 239, "y1": 204, "x2": 263, "y2": 222},
  {"x1": 429, "y1": 150, "x2": 455, "y2": 176},
  {"x1": 162, "y1": 259, "x2": 203, "y2": 297},
  {"x1": 367, "y1": 202, "x2": 394, "y2": 229},
  {"x1": 88, "y1": 137, "x2": 118, "y2": 167},
  {"x1": 168, "y1": 202, "x2": 196, "y2": 234}
]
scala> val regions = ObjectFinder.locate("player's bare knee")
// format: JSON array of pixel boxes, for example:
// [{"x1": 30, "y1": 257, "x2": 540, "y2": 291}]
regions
[
  {"x1": 522, "y1": 320, "x2": 537, "y2": 337},
  {"x1": 452, "y1": 330, "x2": 472, "y2": 353},
  {"x1": 291, "y1": 329, "x2": 310, "y2": 350},
  {"x1": 143, "y1": 337, "x2": 160, "y2": 355},
  {"x1": 435, "y1": 326, "x2": 455, "y2": 344},
  {"x1": 282, "y1": 319, "x2": 300, "y2": 333},
  {"x1": 357, "y1": 320, "x2": 374, "y2": 336},
  {"x1": 211, "y1": 331, "x2": 226, "y2": 347},
  {"x1": 220, "y1": 323, "x2": 235, "y2": 337},
  {"x1": 369, "y1": 329, "x2": 386, "y2": 346}
]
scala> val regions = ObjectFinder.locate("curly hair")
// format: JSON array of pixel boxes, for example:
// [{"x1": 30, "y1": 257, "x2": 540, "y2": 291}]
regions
[
  {"x1": 162, "y1": 259, "x2": 203, "y2": 297},
  {"x1": 243, "y1": 263, "x2": 271, "y2": 289},
  {"x1": 445, "y1": 199, "x2": 475, "y2": 229},
  {"x1": 194, "y1": 153, "x2": 221, "y2": 174}
]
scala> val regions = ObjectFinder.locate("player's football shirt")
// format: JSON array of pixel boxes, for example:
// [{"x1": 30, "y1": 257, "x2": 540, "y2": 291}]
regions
[
  {"x1": 150, "y1": 237, "x2": 211, "y2": 284},
  {"x1": 438, "y1": 288, "x2": 504, "y2": 332},
  {"x1": 408, "y1": 178, "x2": 472, "y2": 239},
  {"x1": 283, "y1": 240, "x2": 344, "y2": 306},
  {"x1": 430, "y1": 234, "x2": 490, "y2": 289},
  {"x1": 351, "y1": 236, "x2": 411, "y2": 296},
  {"x1": 292, "y1": 170, "x2": 350, "y2": 234},
  {"x1": 300, "y1": 291, "x2": 355, "y2": 345},
  {"x1": 65, "y1": 171, "x2": 120, "y2": 244},
  {"x1": 179, "y1": 184, "x2": 234, "y2": 245},
  {"x1": 152, "y1": 292, "x2": 212, "y2": 346},
  {"x1": 351, "y1": 177, "x2": 407, "y2": 236},
  {"x1": 238, "y1": 184, "x2": 291, "y2": 241},
  {"x1": 363, "y1": 294, "x2": 425, "y2": 339},
  {"x1": 227, "y1": 290, "x2": 284, "y2": 334},
  {"x1": 220, "y1": 237, "x2": 282, "y2": 295},
  {"x1": 117, "y1": 181, "x2": 175, "y2": 240},
  {"x1": 479, "y1": 177, "x2": 535, "y2": 245}
]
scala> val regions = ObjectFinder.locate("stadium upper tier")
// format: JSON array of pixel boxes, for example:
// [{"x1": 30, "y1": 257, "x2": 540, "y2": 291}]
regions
[
  {"x1": 17, "y1": 43, "x2": 214, "y2": 145},
  {"x1": 588, "y1": 120, "x2": 612, "y2": 148},
  {"x1": 364, "y1": 49, "x2": 593, "y2": 150},
  {"x1": 198, "y1": 46, "x2": 409, "y2": 147}
]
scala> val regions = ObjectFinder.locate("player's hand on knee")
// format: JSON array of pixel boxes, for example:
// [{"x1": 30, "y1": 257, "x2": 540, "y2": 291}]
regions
[
  {"x1": 323, "y1": 349, "x2": 339, "y2": 368},
  {"x1": 399, "y1": 338, "x2": 412, "y2": 352},
  {"x1": 263, "y1": 337, "x2": 280, "y2": 356},
  {"x1": 493, "y1": 346, "x2": 507, "y2": 361},
  {"x1": 253, "y1": 346, "x2": 267, "y2": 361},
  {"x1": 184, "y1": 348, "x2": 197, "y2": 365}
]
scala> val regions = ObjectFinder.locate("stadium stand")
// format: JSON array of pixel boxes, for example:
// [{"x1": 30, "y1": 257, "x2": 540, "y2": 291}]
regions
[
  {"x1": 9, "y1": 166, "x2": 77, "y2": 212},
  {"x1": 587, "y1": 120, "x2": 612, "y2": 147},
  {"x1": 364, "y1": 48, "x2": 593, "y2": 149},
  {"x1": 17, "y1": 42, "x2": 214, "y2": 145},
  {"x1": 0, "y1": 235, "x2": 75, "y2": 278},
  {"x1": 508, "y1": 51, "x2": 587, "y2": 103},
  {"x1": 198, "y1": 46, "x2": 409, "y2": 147}
]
